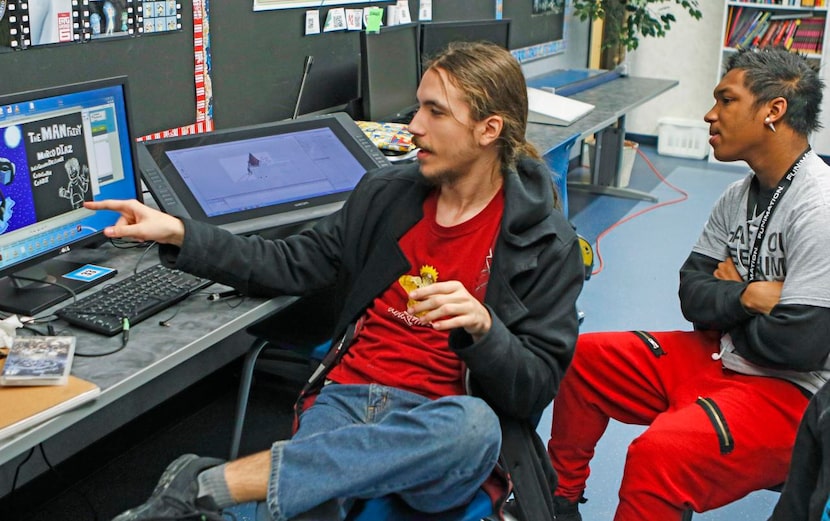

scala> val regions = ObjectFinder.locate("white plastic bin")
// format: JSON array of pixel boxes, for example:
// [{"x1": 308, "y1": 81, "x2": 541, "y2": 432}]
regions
[{"x1": 657, "y1": 117, "x2": 709, "y2": 159}]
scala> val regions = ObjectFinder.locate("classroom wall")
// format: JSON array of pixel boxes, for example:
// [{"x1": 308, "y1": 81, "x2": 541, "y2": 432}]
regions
[
  {"x1": 1, "y1": 1, "x2": 590, "y2": 138},
  {"x1": 625, "y1": 2, "x2": 725, "y2": 136},
  {"x1": 0, "y1": 6, "x2": 198, "y2": 138},
  {"x1": 193, "y1": 0, "x2": 590, "y2": 130}
]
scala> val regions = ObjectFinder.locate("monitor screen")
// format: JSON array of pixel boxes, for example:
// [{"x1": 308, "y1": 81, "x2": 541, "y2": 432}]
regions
[
  {"x1": 420, "y1": 19, "x2": 511, "y2": 63},
  {"x1": 0, "y1": 76, "x2": 142, "y2": 315},
  {"x1": 296, "y1": 54, "x2": 360, "y2": 118},
  {"x1": 359, "y1": 23, "x2": 421, "y2": 123},
  {"x1": 138, "y1": 112, "x2": 390, "y2": 236},
  {"x1": 504, "y1": 3, "x2": 566, "y2": 62}
]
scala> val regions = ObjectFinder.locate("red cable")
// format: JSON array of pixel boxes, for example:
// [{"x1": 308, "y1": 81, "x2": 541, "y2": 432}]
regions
[{"x1": 591, "y1": 147, "x2": 689, "y2": 277}]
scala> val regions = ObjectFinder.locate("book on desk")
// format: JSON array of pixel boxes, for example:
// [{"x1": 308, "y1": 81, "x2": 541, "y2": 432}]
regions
[{"x1": 0, "y1": 354, "x2": 100, "y2": 440}]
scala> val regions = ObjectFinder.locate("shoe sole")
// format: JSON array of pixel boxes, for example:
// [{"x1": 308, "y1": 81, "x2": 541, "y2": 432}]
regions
[{"x1": 112, "y1": 454, "x2": 223, "y2": 521}]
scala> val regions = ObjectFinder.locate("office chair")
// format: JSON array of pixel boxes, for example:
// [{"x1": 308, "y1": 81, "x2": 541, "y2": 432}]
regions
[
  {"x1": 225, "y1": 489, "x2": 500, "y2": 521},
  {"x1": 544, "y1": 133, "x2": 578, "y2": 218},
  {"x1": 229, "y1": 290, "x2": 335, "y2": 461}
]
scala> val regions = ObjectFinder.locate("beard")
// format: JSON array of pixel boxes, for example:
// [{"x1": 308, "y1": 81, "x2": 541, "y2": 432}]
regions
[{"x1": 424, "y1": 168, "x2": 463, "y2": 187}]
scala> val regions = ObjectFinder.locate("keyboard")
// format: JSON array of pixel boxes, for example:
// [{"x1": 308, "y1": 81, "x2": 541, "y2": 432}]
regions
[{"x1": 56, "y1": 264, "x2": 213, "y2": 336}]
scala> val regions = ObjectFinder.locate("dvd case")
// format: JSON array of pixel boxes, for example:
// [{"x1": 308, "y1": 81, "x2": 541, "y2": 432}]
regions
[{"x1": 0, "y1": 336, "x2": 76, "y2": 386}]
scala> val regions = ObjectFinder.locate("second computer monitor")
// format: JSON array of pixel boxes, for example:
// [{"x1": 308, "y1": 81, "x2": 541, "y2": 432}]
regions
[
  {"x1": 359, "y1": 23, "x2": 420, "y2": 123},
  {"x1": 420, "y1": 19, "x2": 511, "y2": 63}
]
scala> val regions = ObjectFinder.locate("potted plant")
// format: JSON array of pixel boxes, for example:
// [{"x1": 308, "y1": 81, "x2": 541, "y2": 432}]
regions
[{"x1": 571, "y1": 0, "x2": 703, "y2": 69}]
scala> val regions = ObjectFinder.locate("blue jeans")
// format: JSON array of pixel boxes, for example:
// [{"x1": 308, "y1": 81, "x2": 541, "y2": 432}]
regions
[{"x1": 259, "y1": 383, "x2": 502, "y2": 521}]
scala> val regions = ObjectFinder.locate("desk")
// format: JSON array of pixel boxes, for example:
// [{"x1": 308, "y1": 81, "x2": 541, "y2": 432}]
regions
[
  {"x1": 0, "y1": 242, "x2": 295, "y2": 489},
  {"x1": 526, "y1": 75, "x2": 679, "y2": 212}
]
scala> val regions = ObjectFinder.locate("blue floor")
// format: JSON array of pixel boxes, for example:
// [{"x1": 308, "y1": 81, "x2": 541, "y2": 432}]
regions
[{"x1": 541, "y1": 146, "x2": 781, "y2": 519}]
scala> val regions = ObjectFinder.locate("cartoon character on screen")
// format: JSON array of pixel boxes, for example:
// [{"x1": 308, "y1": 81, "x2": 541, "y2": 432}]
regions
[
  {"x1": 103, "y1": 1, "x2": 116, "y2": 35},
  {"x1": 58, "y1": 157, "x2": 90, "y2": 209},
  {"x1": 0, "y1": 157, "x2": 15, "y2": 234}
]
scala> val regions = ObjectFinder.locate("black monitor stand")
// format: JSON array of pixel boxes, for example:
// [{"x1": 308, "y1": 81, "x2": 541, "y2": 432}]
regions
[{"x1": 0, "y1": 258, "x2": 117, "y2": 316}]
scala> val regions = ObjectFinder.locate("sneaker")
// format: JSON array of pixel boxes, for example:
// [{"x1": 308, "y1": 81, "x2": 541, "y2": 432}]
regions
[
  {"x1": 554, "y1": 495, "x2": 583, "y2": 521},
  {"x1": 112, "y1": 453, "x2": 226, "y2": 521}
]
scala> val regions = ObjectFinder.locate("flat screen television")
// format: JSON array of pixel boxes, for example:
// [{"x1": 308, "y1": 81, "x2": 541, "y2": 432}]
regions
[
  {"x1": 420, "y1": 19, "x2": 511, "y2": 63},
  {"x1": 0, "y1": 76, "x2": 143, "y2": 316},
  {"x1": 138, "y1": 112, "x2": 390, "y2": 236},
  {"x1": 359, "y1": 23, "x2": 421, "y2": 123}
]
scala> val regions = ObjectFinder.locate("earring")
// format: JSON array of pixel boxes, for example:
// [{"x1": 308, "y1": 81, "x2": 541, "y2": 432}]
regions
[{"x1": 765, "y1": 117, "x2": 776, "y2": 133}]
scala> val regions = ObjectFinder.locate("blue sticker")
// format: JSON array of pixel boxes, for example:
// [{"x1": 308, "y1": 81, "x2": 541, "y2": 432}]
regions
[{"x1": 62, "y1": 264, "x2": 116, "y2": 282}]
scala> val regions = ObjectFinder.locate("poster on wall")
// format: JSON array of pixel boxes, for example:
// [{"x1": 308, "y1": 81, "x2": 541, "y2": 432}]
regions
[
  {"x1": 135, "y1": 0, "x2": 181, "y2": 34},
  {"x1": 0, "y1": 1, "x2": 22, "y2": 51},
  {"x1": 18, "y1": 0, "x2": 86, "y2": 47},
  {"x1": 86, "y1": 0, "x2": 135, "y2": 39}
]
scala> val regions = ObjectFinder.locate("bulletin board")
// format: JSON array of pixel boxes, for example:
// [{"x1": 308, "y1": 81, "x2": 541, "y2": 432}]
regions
[
  {"x1": 0, "y1": 1, "x2": 196, "y2": 138},
  {"x1": 1, "y1": 0, "x2": 572, "y2": 136}
]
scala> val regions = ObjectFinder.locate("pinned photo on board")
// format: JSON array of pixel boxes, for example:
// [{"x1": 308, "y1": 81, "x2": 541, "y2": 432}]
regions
[
  {"x1": 0, "y1": 0, "x2": 22, "y2": 52},
  {"x1": 20, "y1": 0, "x2": 83, "y2": 47},
  {"x1": 137, "y1": 0, "x2": 181, "y2": 34},
  {"x1": 88, "y1": 0, "x2": 134, "y2": 39}
]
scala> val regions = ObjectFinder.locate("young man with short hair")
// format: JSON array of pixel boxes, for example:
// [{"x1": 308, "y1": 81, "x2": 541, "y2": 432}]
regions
[{"x1": 548, "y1": 47, "x2": 829, "y2": 521}]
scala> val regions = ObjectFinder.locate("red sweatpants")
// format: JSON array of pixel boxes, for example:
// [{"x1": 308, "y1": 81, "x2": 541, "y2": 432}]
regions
[{"x1": 548, "y1": 330, "x2": 809, "y2": 520}]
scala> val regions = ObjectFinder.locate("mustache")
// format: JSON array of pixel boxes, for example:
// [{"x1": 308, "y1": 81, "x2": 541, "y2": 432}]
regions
[{"x1": 412, "y1": 138, "x2": 431, "y2": 153}]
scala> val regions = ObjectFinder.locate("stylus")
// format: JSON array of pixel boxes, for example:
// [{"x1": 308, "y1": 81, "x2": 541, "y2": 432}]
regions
[
  {"x1": 207, "y1": 290, "x2": 242, "y2": 301},
  {"x1": 292, "y1": 55, "x2": 314, "y2": 119}
]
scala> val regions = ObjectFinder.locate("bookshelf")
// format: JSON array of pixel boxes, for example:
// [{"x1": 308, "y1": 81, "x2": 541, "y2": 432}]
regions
[{"x1": 714, "y1": 1, "x2": 830, "y2": 159}]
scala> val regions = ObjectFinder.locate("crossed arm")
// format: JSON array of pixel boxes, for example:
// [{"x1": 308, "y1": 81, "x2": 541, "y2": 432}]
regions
[
  {"x1": 712, "y1": 256, "x2": 783, "y2": 315},
  {"x1": 680, "y1": 252, "x2": 830, "y2": 371}
]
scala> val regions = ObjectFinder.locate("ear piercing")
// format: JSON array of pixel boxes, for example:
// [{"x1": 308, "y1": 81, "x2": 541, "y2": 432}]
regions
[{"x1": 765, "y1": 117, "x2": 776, "y2": 133}]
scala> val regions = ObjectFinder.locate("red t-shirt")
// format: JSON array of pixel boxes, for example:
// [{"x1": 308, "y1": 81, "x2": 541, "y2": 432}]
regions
[{"x1": 327, "y1": 188, "x2": 504, "y2": 399}]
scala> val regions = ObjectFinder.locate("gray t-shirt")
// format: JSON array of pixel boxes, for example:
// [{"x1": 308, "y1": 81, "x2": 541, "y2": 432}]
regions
[{"x1": 692, "y1": 151, "x2": 830, "y2": 394}]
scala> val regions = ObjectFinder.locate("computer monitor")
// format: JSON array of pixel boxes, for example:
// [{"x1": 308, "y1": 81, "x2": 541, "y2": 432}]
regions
[
  {"x1": 420, "y1": 19, "x2": 511, "y2": 63},
  {"x1": 0, "y1": 76, "x2": 142, "y2": 315},
  {"x1": 295, "y1": 54, "x2": 360, "y2": 118},
  {"x1": 138, "y1": 112, "x2": 390, "y2": 236},
  {"x1": 505, "y1": 3, "x2": 567, "y2": 62},
  {"x1": 359, "y1": 23, "x2": 420, "y2": 123}
]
